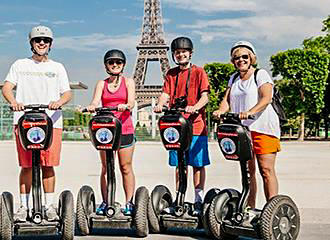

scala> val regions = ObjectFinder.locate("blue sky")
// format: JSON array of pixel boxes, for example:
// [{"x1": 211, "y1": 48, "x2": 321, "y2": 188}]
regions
[{"x1": 0, "y1": 0, "x2": 329, "y2": 105}]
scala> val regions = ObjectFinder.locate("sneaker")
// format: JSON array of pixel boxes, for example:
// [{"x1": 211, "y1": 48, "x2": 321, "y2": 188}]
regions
[
  {"x1": 14, "y1": 206, "x2": 28, "y2": 222},
  {"x1": 162, "y1": 206, "x2": 175, "y2": 215},
  {"x1": 45, "y1": 204, "x2": 59, "y2": 221},
  {"x1": 96, "y1": 202, "x2": 107, "y2": 215},
  {"x1": 121, "y1": 202, "x2": 134, "y2": 216},
  {"x1": 192, "y1": 201, "x2": 202, "y2": 216}
]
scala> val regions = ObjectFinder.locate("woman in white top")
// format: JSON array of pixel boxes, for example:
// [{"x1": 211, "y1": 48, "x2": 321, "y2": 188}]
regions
[{"x1": 213, "y1": 41, "x2": 281, "y2": 208}]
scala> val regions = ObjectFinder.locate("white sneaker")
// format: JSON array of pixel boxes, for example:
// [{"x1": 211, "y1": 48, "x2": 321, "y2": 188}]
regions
[
  {"x1": 45, "y1": 204, "x2": 59, "y2": 221},
  {"x1": 162, "y1": 206, "x2": 175, "y2": 214},
  {"x1": 14, "y1": 206, "x2": 28, "y2": 222},
  {"x1": 192, "y1": 201, "x2": 202, "y2": 216}
]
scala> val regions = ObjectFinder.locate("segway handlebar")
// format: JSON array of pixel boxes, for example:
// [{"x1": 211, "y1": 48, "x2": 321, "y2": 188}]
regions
[
  {"x1": 82, "y1": 106, "x2": 119, "y2": 113},
  {"x1": 220, "y1": 112, "x2": 256, "y2": 120},
  {"x1": 161, "y1": 106, "x2": 198, "y2": 114},
  {"x1": 10, "y1": 104, "x2": 61, "y2": 111}
]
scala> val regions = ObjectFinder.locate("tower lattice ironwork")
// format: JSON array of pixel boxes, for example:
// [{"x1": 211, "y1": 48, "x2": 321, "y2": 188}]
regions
[{"x1": 132, "y1": 0, "x2": 170, "y2": 108}]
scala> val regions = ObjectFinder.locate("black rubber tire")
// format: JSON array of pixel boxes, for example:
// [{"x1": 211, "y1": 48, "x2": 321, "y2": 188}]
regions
[
  {"x1": 208, "y1": 190, "x2": 239, "y2": 240},
  {"x1": 0, "y1": 192, "x2": 13, "y2": 240},
  {"x1": 147, "y1": 185, "x2": 172, "y2": 233},
  {"x1": 134, "y1": 186, "x2": 149, "y2": 237},
  {"x1": 59, "y1": 190, "x2": 74, "y2": 240},
  {"x1": 202, "y1": 188, "x2": 221, "y2": 236},
  {"x1": 260, "y1": 195, "x2": 300, "y2": 240},
  {"x1": 147, "y1": 197, "x2": 160, "y2": 233},
  {"x1": 76, "y1": 186, "x2": 95, "y2": 236}
]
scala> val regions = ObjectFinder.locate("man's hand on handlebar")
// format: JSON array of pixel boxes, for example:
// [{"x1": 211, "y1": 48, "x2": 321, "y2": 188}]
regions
[
  {"x1": 10, "y1": 102, "x2": 24, "y2": 111},
  {"x1": 48, "y1": 101, "x2": 62, "y2": 110},
  {"x1": 185, "y1": 105, "x2": 198, "y2": 114}
]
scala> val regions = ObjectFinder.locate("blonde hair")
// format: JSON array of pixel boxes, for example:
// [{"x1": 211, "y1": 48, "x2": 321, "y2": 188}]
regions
[{"x1": 231, "y1": 47, "x2": 257, "y2": 65}]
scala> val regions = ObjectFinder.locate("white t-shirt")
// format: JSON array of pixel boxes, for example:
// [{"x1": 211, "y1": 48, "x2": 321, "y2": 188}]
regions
[
  {"x1": 228, "y1": 69, "x2": 281, "y2": 139},
  {"x1": 5, "y1": 58, "x2": 71, "y2": 129}
]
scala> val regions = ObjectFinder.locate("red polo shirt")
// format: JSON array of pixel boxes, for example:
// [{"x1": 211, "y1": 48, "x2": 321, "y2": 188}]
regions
[{"x1": 163, "y1": 64, "x2": 210, "y2": 136}]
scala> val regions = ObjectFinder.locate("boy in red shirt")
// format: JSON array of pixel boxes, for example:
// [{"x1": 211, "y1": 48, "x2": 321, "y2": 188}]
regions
[{"x1": 154, "y1": 36, "x2": 210, "y2": 215}]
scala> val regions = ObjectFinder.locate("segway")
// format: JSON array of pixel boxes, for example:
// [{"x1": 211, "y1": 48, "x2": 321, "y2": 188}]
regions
[
  {"x1": 76, "y1": 106, "x2": 149, "y2": 237},
  {"x1": 148, "y1": 105, "x2": 219, "y2": 233},
  {"x1": 0, "y1": 104, "x2": 74, "y2": 240},
  {"x1": 207, "y1": 113, "x2": 300, "y2": 240}
]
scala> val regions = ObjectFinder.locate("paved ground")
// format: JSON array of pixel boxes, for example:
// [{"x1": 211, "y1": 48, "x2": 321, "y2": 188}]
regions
[{"x1": 0, "y1": 140, "x2": 329, "y2": 239}]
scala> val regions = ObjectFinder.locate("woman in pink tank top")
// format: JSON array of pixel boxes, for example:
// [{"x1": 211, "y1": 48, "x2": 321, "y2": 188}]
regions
[{"x1": 87, "y1": 49, "x2": 136, "y2": 215}]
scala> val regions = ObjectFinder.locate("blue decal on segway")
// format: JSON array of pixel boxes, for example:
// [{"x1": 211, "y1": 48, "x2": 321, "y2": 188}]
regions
[
  {"x1": 96, "y1": 128, "x2": 113, "y2": 144},
  {"x1": 163, "y1": 127, "x2": 180, "y2": 143},
  {"x1": 220, "y1": 137, "x2": 236, "y2": 154},
  {"x1": 27, "y1": 127, "x2": 46, "y2": 143}
]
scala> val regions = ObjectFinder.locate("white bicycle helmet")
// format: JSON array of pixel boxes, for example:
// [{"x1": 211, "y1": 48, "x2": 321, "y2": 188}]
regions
[
  {"x1": 230, "y1": 41, "x2": 256, "y2": 55},
  {"x1": 29, "y1": 26, "x2": 53, "y2": 41}
]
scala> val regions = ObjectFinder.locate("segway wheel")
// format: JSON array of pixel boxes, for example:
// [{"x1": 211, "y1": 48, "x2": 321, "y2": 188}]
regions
[
  {"x1": 208, "y1": 189, "x2": 239, "y2": 240},
  {"x1": 0, "y1": 192, "x2": 13, "y2": 240},
  {"x1": 148, "y1": 185, "x2": 172, "y2": 233},
  {"x1": 134, "y1": 186, "x2": 149, "y2": 237},
  {"x1": 260, "y1": 195, "x2": 300, "y2": 240},
  {"x1": 76, "y1": 185, "x2": 95, "y2": 236},
  {"x1": 59, "y1": 190, "x2": 74, "y2": 240},
  {"x1": 202, "y1": 188, "x2": 221, "y2": 236}
]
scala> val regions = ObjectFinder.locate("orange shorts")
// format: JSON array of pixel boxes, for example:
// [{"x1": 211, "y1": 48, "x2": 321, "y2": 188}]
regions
[
  {"x1": 251, "y1": 131, "x2": 281, "y2": 155},
  {"x1": 15, "y1": 126, "x2": 62, "y2": 168}
]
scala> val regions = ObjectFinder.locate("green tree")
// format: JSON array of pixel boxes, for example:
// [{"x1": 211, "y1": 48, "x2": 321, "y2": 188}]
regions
[
  {"x1": 303, "y1": 15, "x2": 330, "y2": 138},
  {"x1": 270, "y1": 49, "x2": 329, "y2": 140},
  {"x1": 204, "y1": 62, "x2": 236, "y2": 113}
]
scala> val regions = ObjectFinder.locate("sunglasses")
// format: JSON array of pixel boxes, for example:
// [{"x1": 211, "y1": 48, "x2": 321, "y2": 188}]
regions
[
  {"x1": 106, "y1": 60, "x2": 124, "y2": 65},
  {"x1": 34, "y1": 37, "x2": 52, "y2": 44},
  {"x1": 233, "y1": 54, "x2": 249, "y2": 61}
]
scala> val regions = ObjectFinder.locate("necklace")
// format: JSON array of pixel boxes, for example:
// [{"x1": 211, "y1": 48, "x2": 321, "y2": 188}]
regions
[{"x1": 108, "y1": 76, "x2": 120, "y2": 89}]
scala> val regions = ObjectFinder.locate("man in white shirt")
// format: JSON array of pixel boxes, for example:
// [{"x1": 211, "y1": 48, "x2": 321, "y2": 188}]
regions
[{"x1": 2, "y1": 25, "x2": 72, "y2": 222}]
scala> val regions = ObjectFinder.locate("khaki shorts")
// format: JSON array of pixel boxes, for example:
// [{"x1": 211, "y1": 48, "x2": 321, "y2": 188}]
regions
[{"x1": 15, "y1": 126, "x2": 62, "y2": 168}]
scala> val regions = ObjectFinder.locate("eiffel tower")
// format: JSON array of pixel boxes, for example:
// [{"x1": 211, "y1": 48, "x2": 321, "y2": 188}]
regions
[{"x1": 133, "y1": 0, "x2": 170, "y2": 109}]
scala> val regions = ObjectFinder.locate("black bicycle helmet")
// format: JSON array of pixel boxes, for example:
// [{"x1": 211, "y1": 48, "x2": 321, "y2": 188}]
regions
[
  {"x1": 104, "y1": 49, "x2": 126, "y2": 64},
  {"x1": 170, "y1": 37, "x2": 193, "y2": 52}
]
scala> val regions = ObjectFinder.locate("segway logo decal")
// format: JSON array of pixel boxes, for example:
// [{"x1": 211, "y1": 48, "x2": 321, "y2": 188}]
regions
[
  {"x1": 23, "y1": 120, "x2": 47, "y2": 128},
  {"x1": 92, "y1": 122, "x2": 115, "y2": 130},
  {"x1": 163, "y1": 127, "x2": 180, "y2": 143},
  {"x1": 96, "y1": 128, "x2": 113, "y2": 144},
  {"x1": 220, "y1": 138, "x2": 236, "y2": 154},
  {"x1": 27, "y1": 127, "x2": 46, "y2": 143}
]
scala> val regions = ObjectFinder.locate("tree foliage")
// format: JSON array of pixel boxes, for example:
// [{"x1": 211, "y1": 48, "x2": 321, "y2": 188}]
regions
[
  {"x1": 270, "y1": 49, "x2": 329, "y2": 138},
  {"x1": 204, "y1": 62, "x2": 236, "y2": 113}
]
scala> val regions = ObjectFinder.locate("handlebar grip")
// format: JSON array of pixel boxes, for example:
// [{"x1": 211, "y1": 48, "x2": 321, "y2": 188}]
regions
[{"x1": 220, "y1": 113, "x2": 256, "y2": 120}]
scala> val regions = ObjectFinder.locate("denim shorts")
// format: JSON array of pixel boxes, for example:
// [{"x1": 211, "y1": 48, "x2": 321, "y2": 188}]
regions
[{"x1": 169, "y1": 135, "x2": 210, "y2": 167}]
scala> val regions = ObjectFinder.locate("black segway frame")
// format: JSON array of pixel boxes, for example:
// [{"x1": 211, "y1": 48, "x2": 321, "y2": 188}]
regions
[
  {"x1": 207, "y1": 113, "x2": 300, "y2": 240},
  {"x1": 76, "y1": 107, "x2": 149, "y2": 237},
  {"x1": 0, "y1": 104, "x2": 74, "y2": 240},
  {"x1": 148, "y1": 107, "x2": 217, "y2": 233}
]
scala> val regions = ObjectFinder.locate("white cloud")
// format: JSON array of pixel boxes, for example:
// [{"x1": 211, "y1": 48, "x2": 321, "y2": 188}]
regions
[
  {"x1": 52, "y1": 20, "x2": 85, "y2": 25},
  {"x1": 163, "y1": 0, "x2": 329, "y2": 17},
  {"x1": 170, "y1": 0, "x2": 329, "y2": 49},
  {"x1": 54, "y1": 33, "x2": 139, "y2": 53},
  {"x1": 163, "y1": 0, "x2": 256, "y2": 13},
  {"x1": 184, "y1": 15, "x2": 325, "y2": 45},
  {"x1": 2, "y1": 20, "x2": 85, "y2": 26},
  {"x1": 0, "y1": 30, "x2": 17, "y2": 40}
]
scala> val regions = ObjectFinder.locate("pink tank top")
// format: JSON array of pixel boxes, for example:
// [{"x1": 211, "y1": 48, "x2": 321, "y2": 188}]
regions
[{"x1": 101, "y1": 76, "x2": 134, "y2": 134}]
